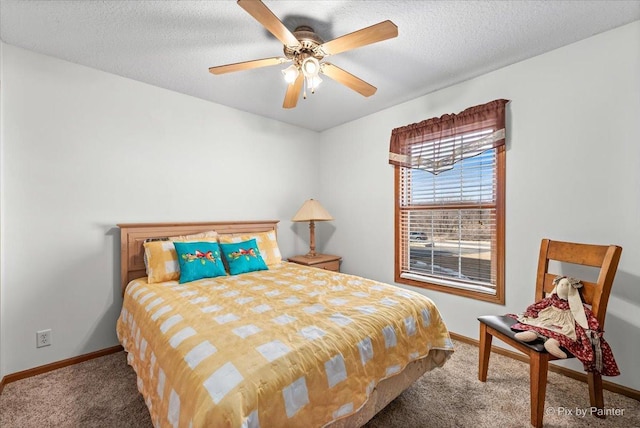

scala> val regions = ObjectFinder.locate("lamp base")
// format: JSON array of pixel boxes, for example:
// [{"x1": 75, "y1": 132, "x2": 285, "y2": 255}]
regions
[{"x1": 306, "y1": 221, "x2": 317, "y2": 259}]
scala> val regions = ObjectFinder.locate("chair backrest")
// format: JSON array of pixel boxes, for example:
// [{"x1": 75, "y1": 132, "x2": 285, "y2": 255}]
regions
[{"x1": 534, "y1": 239, "x2": 622, "y2": 328}]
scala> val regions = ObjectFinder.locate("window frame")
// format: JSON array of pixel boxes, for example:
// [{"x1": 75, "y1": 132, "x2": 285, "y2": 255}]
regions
[{"x1": 394, "y1": 145, "x2": 505, "y2": 304}]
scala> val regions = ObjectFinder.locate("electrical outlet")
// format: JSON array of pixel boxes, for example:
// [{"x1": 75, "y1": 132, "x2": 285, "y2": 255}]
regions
[{"x1": 36, "y1": 329, "x2": 52, "y2": 348}]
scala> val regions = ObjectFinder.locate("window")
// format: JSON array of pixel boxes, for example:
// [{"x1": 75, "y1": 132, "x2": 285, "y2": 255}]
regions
[{"x1": 389, "y1": 100, "x2": 508, "y2": 303}]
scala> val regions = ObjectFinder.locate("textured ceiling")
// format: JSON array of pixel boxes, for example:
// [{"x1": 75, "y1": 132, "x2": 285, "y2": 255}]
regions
[{"x1": 1, "y1": 1, "x2": 639, "y2": 131}]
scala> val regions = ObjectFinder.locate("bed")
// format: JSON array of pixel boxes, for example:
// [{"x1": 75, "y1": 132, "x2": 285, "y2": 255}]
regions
[{"x1": 116, "y1": 221, "x2": 453, "y2": 427}]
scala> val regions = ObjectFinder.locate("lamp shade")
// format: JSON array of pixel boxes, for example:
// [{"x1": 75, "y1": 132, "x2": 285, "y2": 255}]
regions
[{"x1": 292, "y1": 199, "x2": 333, "y2": 222}]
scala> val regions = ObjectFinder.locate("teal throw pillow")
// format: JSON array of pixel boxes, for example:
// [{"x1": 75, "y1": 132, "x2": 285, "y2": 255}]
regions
[
  {"x1": 220, "y1": 239, "x2": 268, "y2": 275},
  {"x1": 174, "y1": 241, "x2": 226, "y2": 283}
]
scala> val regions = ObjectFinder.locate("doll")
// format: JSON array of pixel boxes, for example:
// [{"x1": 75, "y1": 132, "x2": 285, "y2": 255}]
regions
[{"x1": 510, "y1": 276, "x2": 619, "y2": 376}]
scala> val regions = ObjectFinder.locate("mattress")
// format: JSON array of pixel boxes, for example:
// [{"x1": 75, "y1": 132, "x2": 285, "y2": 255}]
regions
[{"x1": 116, "y1": 262, "x2": 453, "y2": 427}]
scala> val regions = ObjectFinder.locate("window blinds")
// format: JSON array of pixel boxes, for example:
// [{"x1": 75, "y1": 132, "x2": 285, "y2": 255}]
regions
[{"x1": 398, "y1": 150, "x2": 497, "y2": 288}]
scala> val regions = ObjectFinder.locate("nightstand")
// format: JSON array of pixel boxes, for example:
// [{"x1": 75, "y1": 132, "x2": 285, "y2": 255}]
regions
[{"x1": 288, "y1": 254, "x2": 341, "y2": 272}]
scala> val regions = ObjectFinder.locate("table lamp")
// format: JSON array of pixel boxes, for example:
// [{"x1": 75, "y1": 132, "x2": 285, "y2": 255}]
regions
[{"x1": 292, "y1": 199, "x2": 333, "y2": 257}]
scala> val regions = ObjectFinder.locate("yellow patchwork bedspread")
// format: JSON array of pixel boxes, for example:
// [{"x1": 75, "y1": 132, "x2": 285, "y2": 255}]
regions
[{"x1": 117, "y1": 262, "x2": 453, "y2": 427}]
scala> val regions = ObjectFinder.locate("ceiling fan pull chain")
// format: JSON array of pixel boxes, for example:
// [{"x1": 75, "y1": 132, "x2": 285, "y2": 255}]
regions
[{"x1": 303, "y1": 76, "x2": 308, "y2": 100}]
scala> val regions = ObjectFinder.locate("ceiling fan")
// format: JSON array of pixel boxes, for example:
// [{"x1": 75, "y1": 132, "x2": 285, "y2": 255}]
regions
[{"x1": 209, "y1": 0, "x2": 398, "y2": 109}]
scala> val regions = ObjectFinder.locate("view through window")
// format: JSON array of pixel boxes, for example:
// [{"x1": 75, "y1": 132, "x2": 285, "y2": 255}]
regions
[
  {"x1": 396, "y1": 146, "x2": 504, "y2": 302},
  {"x1": 399, "y1": 147, "x2": 498, "y2": 282}
]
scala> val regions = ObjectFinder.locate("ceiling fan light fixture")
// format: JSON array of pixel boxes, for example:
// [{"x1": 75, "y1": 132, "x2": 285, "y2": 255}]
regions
[
  {"x1": 301, "y1": 57, "x2": 320, "y2": 78},
  {"x1": 281, "y1": 64, "x2": 299, "y2": 83},
  {"x1": 306, "y1": 75, "x2": 323, "y2": 92}
]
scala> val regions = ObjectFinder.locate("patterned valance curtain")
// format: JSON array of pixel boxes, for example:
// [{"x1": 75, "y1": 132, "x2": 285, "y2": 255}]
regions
[{"x1": 389, "y1": 99, "x2": 509, "y2": 174}]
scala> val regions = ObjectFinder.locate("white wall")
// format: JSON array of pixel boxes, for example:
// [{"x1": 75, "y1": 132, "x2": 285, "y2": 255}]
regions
[
  {"x1": 318, "y1": 21, "x2": 640, "y2": 391},
  {"x1": 0, "y1": 43, "x2": 321, "y2": 376},
  {"x1": 0, "y1": 40, "x2": 4, "y2": 380}
]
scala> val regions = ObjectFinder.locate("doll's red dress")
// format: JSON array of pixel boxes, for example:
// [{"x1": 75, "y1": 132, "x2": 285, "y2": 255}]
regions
[{"x1": 510, "y1": 294, "x2": 619, "y2": 376}]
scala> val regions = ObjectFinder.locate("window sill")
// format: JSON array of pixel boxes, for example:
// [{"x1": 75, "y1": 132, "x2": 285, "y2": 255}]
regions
[{"x1": 396, "y1": 273, "x2": 505, "y2": 304}]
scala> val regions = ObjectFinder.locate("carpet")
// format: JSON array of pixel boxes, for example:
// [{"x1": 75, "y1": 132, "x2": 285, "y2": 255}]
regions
[{"x1": 1, "y1": 340, "x2": 638, "y2": 427}]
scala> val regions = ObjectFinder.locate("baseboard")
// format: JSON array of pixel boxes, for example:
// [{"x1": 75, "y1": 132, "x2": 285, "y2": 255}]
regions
[
  {"x1": 0, "y1": 345, "x2": 123, "y2": 394},
  {"x1": 449, "y1": 331, "x2": 640, "y2": 402}
]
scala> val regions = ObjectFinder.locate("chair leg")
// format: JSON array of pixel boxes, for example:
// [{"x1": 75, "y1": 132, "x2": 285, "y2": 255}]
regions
[
  {"x1": 530, "y1": 352, "x2": 549, "y2": 428},
  {"x1": 478, "y1": 323, "x2": 492, "y2": 382},
  {"x1": 588, "y1": 372, "x2": 605, "y2": 419}
]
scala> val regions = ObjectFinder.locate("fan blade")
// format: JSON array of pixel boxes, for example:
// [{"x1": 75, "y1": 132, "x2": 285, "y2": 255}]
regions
[
  {"x1": 320, "y1": 20, "x2": 398, "y2": 56},
  {"x1": 209, "y1": 57, "x2": 287, "y2": 75},
  {"x1": 238, "y1": 0, "x2": 301, "y2": 48},
  {"x1": 283, "y1": 73, "x2": 303, "y2": 109},
  {"x1": 321, "y1": 63, "x2": 377, "y2": 97}
]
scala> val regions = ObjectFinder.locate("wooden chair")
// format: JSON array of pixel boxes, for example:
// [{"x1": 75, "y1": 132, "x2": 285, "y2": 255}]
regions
[{"x1": 477, "y1": 239, "x2": 622, "y2": 428}]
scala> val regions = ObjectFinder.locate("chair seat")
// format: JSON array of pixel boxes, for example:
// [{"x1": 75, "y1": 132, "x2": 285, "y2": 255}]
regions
[{"x1": 478, "y1": 315, "x2": 548, "y2": 353}]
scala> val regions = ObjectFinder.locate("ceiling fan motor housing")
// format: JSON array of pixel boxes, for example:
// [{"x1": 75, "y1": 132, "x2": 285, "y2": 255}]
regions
[{"x1": 284, "y1": 26, "x2": 326, "y2": 64}]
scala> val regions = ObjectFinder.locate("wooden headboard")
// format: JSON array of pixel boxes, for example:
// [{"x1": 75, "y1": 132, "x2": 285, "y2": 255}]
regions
[{"x1": 117, "y1": 220, "x2": 279, "y2": 295}]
